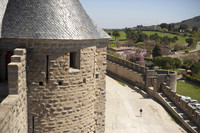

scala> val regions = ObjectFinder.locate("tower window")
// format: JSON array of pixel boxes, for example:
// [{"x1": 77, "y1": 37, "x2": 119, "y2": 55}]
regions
[{"x1": 70, "y1": 52, "x2": 76, "y2": 68}]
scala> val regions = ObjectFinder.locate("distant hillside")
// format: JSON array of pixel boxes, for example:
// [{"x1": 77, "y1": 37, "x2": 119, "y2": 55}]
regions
[{"x1": 176, "y1": 16, "x2": 200, "y2": 28}]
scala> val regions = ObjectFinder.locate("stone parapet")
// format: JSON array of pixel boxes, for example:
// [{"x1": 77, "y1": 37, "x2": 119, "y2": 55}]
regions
[
  {"x1": 0, "y1": 48, "x2": 27, "y2": 133},
  {"x1": 161, "y1": 83, "x2": 200, "y2": 127}
]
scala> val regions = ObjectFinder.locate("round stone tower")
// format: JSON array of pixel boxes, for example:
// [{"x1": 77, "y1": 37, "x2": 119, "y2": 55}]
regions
[{"x1": 0, "y1": 0, "x2": 110, "y2": 133}]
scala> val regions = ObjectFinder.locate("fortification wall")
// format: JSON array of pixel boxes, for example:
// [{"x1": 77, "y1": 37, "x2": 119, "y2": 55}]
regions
[
  {"x1": 95, "y1": 45, "x2": 107, "y2": 133},
  {"x1": 25, "y1": 40, "x2": 107, "y2": 133},
  {"x1": 0, "y1": 48, "x2": 27, "y2": 133},
  {"x1": 156, "y1": 70, "x2": 177, "y2": 92},
  {"x1": 107, "y1": 55, "x2": 177, "y2": 91},
  {"x1": 107, "y1": 55, "x2": 146, "y2": 89},
  {"x1": 160, "y1": 83, "x2": 200, "y2": 127}
]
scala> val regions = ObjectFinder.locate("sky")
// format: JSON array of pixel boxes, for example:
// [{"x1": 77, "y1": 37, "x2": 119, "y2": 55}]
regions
[{"x1": 80, "y1": 0, "x2": 200, "y2": 29}]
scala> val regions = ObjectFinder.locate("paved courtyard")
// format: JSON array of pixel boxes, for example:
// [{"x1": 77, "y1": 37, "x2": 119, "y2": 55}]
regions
[{"x1": 105, "y1": 76, "x2": 186, "y2": 133}]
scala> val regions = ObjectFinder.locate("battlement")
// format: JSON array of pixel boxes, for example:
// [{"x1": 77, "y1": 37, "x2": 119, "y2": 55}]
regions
[
  {"x1": 161, "y1": 83, "x2": 200, "y2": 127},
  {"x1": 0, "y1": 48, "x2": 27, "y2": 133},
  {"x1": 107, "y1": 54, "x2": 148, "y2": 75},
  {"x1": 107, "y1": 54, "x2": 177, "y2": 91}
]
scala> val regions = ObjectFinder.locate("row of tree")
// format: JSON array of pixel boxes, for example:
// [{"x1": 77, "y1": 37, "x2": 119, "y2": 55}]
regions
[
  {"x1": 160, "y1": 23, "x2": 199, "y2": 32},
  {"x1": 124, "y1": 28, "x2": 178, "y2": 45},
  {"x1": 153, "y1": 56, "x2": 182, "y2": 69}
]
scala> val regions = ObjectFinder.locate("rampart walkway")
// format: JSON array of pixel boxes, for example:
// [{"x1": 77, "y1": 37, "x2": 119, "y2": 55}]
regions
[{"x1": 105, "y1": 76, "x2": 186, "y2": 133}]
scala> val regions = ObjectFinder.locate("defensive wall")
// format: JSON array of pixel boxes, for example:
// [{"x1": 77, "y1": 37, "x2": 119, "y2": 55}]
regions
[
  {"x1": 107, "y1": 54, "x2": 200, "y2": 133},
  {"x1": 0, "y1": 38, "x2": 107, "y2": 133},
  {"x1": 0, "y1": 48, "x2": 28, "y2": 133},
  {"x1": 107, "y1": 54, "x2": 177, "y2": 91},
  {"x1": 160, "y1": 83, "x2": 200, "y2": 127}
]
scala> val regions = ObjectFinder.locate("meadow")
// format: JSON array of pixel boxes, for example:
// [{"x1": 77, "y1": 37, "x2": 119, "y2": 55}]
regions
[
  {"x1": 177, "y1": 80, "x2": 200, "y2": 103},
  {"x1": 106, "y1": 30, "x2": 186, "y2": 46}
]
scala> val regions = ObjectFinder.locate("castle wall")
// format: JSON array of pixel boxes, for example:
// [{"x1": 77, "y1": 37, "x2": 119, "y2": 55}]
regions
[
  {"x1": 0, "y1": 48, "x2": 28, "y2": 133},
  {"x1": 94, "y1": 45, "x2": 107, "y2": 132},
  {"x1": 23, "y1": 40, "x2": 107, "y2": 133},
  {"x1": 107, "y1": 55, "x2": 146, "y2": 89},
  {"x1": 156, "y1": 70, "x2": 177, "y2": 92},
  {"x1": 160, "y1": 83, "x2": 200, "y2": 127}
]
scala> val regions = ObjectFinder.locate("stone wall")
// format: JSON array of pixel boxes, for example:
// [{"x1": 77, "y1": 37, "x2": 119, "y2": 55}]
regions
[
  {"x1": 107, "y1": 55, "x2": 146, "y2": 89},
  {"x1": 107, "y1": 54, "x2": 177, "y2": 91},
  {"x1": 0, "y1": 48, "x2": 28, "y2": 133},
  {"x1": 24, "y1": 39, "x2": 107, "y2": 133},
  {"x1": 160, "y1": 83, "x2": 200, "y2": 127},
  {"x1": 95, "y1": 45, "x2": 107, "y2": 133}
]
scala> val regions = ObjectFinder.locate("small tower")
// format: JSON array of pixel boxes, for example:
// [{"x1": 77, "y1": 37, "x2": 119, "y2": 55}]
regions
[{"x1": 0, "y1": 0, "x2": 110, "y2": 133}]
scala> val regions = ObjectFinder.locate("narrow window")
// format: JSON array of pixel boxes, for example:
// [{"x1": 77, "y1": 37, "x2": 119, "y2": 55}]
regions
[
  {"x1": 58, "y1": 81, "x2": 62, "y2": 85},
  {"x1": 83, "y1": 78, "x2": 86, "y2": 83},
  {"x1": 32, "y1": 116, "x2": 35, "y2": 133},
  {"x1": 96, "y1": 74, "x2": 99, "y2": 79},
  {"x1": 70, "y1": 52, "x2": 76, "y2": 68},
  {"x1": 39, "y1": 82, "x2": 43, "y2": 86},
  {"x1": 46, "y1": 55, "x2": 49, "y2": 83}
]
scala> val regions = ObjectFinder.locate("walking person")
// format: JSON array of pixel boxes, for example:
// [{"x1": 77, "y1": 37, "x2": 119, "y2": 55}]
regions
[{"x1": 140, "y1": 108, "x2": 143, "y2": 117}]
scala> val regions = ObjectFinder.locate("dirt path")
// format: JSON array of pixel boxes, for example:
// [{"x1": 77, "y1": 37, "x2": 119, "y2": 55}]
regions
[{"x1": 105, "y1": 76, "x2": 186, "y2": 133}]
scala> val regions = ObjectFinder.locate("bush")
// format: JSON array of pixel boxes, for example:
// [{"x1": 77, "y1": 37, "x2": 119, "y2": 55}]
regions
[
  {"x1": 185, "y1": 75, "x2": 200, "y2": 86},
  {"x1": 174, "y1": 44, "x2": 186, "y2": 51},
  {"x1": 109, "y1": 51, "x2": 120, "y2": 58},
  {"x1": 153, "y1": 57, "x2": 182, "y2": 69}
]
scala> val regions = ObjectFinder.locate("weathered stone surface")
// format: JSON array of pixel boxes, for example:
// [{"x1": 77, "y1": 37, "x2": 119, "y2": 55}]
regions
[{"x1": 0, "y1": 48, "x2": 28, "y2": 133}]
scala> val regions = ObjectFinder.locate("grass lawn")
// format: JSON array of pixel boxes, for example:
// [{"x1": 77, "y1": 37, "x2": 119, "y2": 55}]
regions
[
  {"x1": 143, "y1": 31, "x2": 186, "y2": 46},
  {"x1": 177, "y1": 80, "x2": 200, "y2": 103},
  {"x1": 106, "y1": 30, "x2": 127, "y2": 43},
  {"x1": 106, "y1": 30, "x2": 186, "y2": 46}
]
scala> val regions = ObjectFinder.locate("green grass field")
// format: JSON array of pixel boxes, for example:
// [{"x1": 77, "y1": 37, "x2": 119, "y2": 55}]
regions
[
  {"x1": 106, "y1": 30, "x2": 186, "y2": 46},
  {"x1": 143, "y1": 31, "x2": 186, "y2": 45},
  {"x1": 107, "y1": 30, "x2": 127, "y2": 42},
  {"x1": 177, "y1": 80, "x2": 200, "y2": 103}
]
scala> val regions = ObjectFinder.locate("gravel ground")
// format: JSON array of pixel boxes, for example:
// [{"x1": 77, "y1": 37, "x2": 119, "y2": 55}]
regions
[{"x1": 105, "y1": 76, "x2": 186, "y2": 133}]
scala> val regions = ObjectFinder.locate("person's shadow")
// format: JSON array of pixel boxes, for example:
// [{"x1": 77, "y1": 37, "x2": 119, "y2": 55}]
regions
[{"x1": 135, "y1": 115, "x2": 141, "y2": 117}]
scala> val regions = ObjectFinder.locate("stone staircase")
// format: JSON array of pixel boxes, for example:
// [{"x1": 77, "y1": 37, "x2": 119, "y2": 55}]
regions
[{"x1": 158, "y1": 92, "x2": 200, "y2": 133}]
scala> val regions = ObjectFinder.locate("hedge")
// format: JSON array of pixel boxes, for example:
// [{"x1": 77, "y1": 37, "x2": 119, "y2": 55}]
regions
[{"x1": 185, "y1": 75, "x2": 200, "y2": 86}]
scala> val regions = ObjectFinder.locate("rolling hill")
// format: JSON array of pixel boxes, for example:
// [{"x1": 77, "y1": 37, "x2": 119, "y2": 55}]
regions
[{"x1": 176, "y1": 16, "x2": 200, "y2": 28}]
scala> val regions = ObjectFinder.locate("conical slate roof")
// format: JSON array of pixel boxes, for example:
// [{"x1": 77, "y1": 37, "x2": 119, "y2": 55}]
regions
[{"x1": 0, "y1": 0, "x2": 110, "y2": 40}]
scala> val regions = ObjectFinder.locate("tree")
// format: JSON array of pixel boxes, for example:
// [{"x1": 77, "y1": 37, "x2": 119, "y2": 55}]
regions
[
  {"x1": 191, "y1": 62, "x2": 200, "y2": 77},
  {"x1": 162, "y1": 36, "x2": 171, "y2": 45},
  {"x1": 153, "y1": 57, "x2": 182, "y2": 69},
  {"x1": 172, "y1": 36, "x2": 178, "y2": 43},
  {"x1": 112, "y1": 30, "x2": 121, "y2": 41},
  {"x1": 152, "y1": 45, "x2": 162, "y2": 58},
  {"x1": 125, "y1": 28, "x2": 132, "y2": 40},
  {"x1": 179, "y1": 24, "x2": 188, "y2": 32},
  {"x1": 130, "y1": 31, "x2": 139, "y2": 43},
  {"x1": 185, "y1": 38, "x2": 194, "y2": 46},
  {"x1": 160, "y1": 23, "x2": 168, "y2": 29},
  {"x1": 192, "y1": 26, "x2": 199, "y2": 32},
  {"x1": 137, "y1": 31, "x2": 148, "y2": 42},
  {"x1": 168, "y1": 24, "x2": 175, "y2": 32},
  {"x1": 150, "y1": 33, "x2": 159, "y2": 40},
  {"x1": 108, "y1": 32, "x2": 112, "y2": 36}
]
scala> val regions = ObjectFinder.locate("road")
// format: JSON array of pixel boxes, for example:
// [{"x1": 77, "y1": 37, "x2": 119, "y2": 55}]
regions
[
  {"x1": 105, "y1": 76, "x2": 186, "y2": 133},
  {"x1": 190, "y1": 41, "x2": 200, "y2": 53},
  {"x1": 176, "y1": 41, "x2": 200, "y2": 54}
]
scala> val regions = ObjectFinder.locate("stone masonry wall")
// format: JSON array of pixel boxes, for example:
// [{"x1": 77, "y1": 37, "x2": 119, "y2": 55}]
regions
[
  {"x1": 0, "y1": 48, "x2": 28, "y2": 133},
  {"x1": 161, "y1": 83, "x2": 200, "y2": 127},
  {"x1": 95, "y1": 45, "x2": 107, "y2": 132},
  {"x1": 25, "y1": 39, "x2": 107, "y2": 133},
  {"x1": 107, "y1": 54, "x2": 177, "y2": 92},
  {"x1": 107, "y1": 55, "x2": 146, "y2": 89}
]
